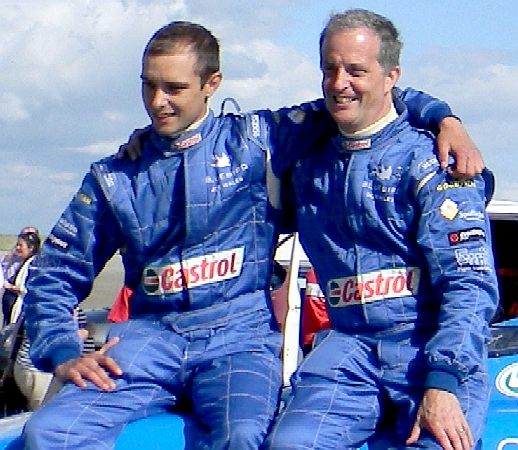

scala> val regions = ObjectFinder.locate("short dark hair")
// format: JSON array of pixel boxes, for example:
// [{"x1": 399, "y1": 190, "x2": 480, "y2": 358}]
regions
[
  {"x1": 320, "y1": 9, "x2": 402, "y2": 73},
  {"x1": 144, "y1": 21, "x2": 220, "y2": 85}
]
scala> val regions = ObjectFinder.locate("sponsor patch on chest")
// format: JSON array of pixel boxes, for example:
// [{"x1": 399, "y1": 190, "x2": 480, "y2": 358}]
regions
[
  {"x1": 327, "y1": 267, "x2": 420, "y2": 307},
  {"x1": 174, "y1": 133, "x2": 201, "y2": 150},
  {"x1": 142, "y1": 247, "x2": 244, "y2": 295},
  {"x1": 342, "y1": 138, "x2": 371, "y2": 151}
]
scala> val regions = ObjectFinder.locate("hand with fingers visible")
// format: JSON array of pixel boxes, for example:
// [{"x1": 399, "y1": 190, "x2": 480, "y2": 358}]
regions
[
  {"x1": 436, "y1": 117, "x2": 485, "y2": 179},
  {"x1": 54, "y1": 337, "x2": 122, "y2": 391},
  {"x1": 407, "y1": 388, "x2": 474, "y2": 450}
]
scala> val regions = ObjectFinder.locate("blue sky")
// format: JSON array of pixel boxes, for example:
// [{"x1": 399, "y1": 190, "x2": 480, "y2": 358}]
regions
[{"x1": 1, "y1": 0, "x2": 518, "y2": 234}]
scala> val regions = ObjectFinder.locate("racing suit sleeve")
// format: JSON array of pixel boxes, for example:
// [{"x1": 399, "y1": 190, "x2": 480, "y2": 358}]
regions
[
  {"x1": 259, "y1": 100, "x2": 334, "y2": 233},
  {"x1": 395, "y1": 87, "x2": 454, "y2": 133},
  {"x1": 412, "y1": 161, "x2": 499, "y2": 394},
  {"x1": 24, "y1": 169, "x2": 123, "y2": 373}
]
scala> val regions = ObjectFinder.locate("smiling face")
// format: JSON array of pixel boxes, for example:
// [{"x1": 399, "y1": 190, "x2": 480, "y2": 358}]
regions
[
  {"x1": 15, "y1": 237, "x2": 33, "y2": 259},
  {"x1": 320, "y1": 27, "x2": 400, "y2": 134},
  {"x1": 141, "y1": 50, "x2": 221, "y2": 136}
]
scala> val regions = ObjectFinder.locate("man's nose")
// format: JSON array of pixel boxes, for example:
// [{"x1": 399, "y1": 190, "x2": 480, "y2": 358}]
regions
[
  {"x1": 150, "y1": 88, "x2": 168, "y2": 108},
  {"x1": 332, "y1": 67, "x2": 352, "y2": 90}
]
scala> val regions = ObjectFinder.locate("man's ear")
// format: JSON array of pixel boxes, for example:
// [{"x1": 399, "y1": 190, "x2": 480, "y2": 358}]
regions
[
  {"x1": 384, "y1": 66, "x2": 401, "y2": 94},
  {"x1": 203, "y1": 71, "x2": 222, "y2": 98}
]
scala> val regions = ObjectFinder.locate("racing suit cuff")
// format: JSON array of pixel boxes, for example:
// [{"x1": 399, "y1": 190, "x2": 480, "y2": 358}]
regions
[
  {"x1": 423, "y1": 104, "x2": 455, "y2": 133},
  {"x1": 51, "y1": 346, "x2": 81, "y2": 370},
  {"x1": 425, "y1": 370, "x2": 459, "y2": 394}
]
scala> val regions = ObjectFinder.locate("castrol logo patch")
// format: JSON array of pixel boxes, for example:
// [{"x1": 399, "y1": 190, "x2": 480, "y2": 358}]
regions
[
  {"x1": 143, "y1": 247, "x2": 244, "y2": 295},
  {"x1": 327, "y1": 267, "x2": 420, "y2": 307}
]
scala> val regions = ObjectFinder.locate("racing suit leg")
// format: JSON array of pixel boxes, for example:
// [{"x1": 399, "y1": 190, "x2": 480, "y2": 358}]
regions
[
  {"x1": 369, "y1": 335, "x2": 490, "y2": 449},
  {"x1": 188, "y1": 308, "x2": 283, "y2": 450},
  {"x1": 266, "y1": 330, "x2": 381, "y2": 449},
  {"x1": 23, "y1": 319, "x2": 187, "y2": 450},
  {"x1": 192, "y1": 349, "x2": 282, "y2": 450}
]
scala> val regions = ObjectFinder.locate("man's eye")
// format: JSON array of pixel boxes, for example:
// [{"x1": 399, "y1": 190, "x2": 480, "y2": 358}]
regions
[
  {"x1": 164, "y1": 86, "x2": 181, "y2": 95},
  {"x1": 322, "y1": 67, "x2": 336, "y2": 75}
]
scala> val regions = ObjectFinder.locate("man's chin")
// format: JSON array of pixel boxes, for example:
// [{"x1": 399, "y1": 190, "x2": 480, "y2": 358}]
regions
[
  {"x1": 152, "y1": 124, "x2": 179, "y2": 137},
  {"x1": 329, "y1": 112, "x2": 357, "y2": 133}
]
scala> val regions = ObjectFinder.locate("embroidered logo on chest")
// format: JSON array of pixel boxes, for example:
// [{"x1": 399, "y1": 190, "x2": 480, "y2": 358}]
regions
[
  {"x1": 143, "y1": 247, "x2": 244, "y2": 295},
  {"x1": 327, "y1": 267, "x2": 421, "y2": 307}
]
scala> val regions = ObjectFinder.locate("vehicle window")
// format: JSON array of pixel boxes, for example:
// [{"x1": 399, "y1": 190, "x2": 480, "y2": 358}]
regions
[{"x1": 490, "y1": 218, "x2": 518, "y2": 322}]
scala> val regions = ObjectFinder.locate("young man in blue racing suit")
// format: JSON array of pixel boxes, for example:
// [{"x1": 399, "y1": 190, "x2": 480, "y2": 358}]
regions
[
  {"x1": 267, "y1": 10, "x2": 498, "y2": 450},
  {"x1": 22, "y1": 21, "x2": 485, "y2": 450}
]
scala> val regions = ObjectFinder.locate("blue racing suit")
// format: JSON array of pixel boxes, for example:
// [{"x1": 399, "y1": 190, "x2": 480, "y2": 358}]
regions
[
  {"x1": 23, "y1": 90, "x2": 455, "y2": 450},
  {"x1": 267, "y1": 99, "x2": 499, "y2": 449}
]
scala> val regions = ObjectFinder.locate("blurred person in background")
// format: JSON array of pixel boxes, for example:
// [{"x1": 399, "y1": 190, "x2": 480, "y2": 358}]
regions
[
  {"x1": 13, "y1": 307, "x2": 95, "y2": 411},
  {"x1": 2, "y1": 230, "x2": 41, "y2": 326}
]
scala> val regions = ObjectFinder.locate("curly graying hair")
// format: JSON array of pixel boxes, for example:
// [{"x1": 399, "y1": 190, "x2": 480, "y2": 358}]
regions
[{"x1": 319, "y1": 9, "x2": 402, "y2": 73}]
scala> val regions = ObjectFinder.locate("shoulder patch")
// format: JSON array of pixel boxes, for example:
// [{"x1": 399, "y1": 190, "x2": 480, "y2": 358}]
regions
[
  {"x1": 287, "y1": 109, "x2": 306, "y2": 124},
  {"x1": 76, "y1": 191, "x2": 93, "y2": 205},
  {"x1": 251, "y1": 114, "x2": 260, "y2": 138}
]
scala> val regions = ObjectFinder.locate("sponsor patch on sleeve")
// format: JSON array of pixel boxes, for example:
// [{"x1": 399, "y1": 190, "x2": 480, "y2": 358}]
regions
[
  {"x1": 436, "y1": 179, "x2": 476, "y2": 192},
  {"x1": 76, "y1": 191, "x2": 93, "y2": 205},
  {"x1": 56, "y1": 218, "x2": 78, "y2": 237},
  {"x1": 439, "y1": 198, "x2": 459, "y2": 220},
  {"x1": 448, "y1": 227, "x2": 486, "y2": 246},
  {"x1": 47, "y1": 233, "x2": 69, "y2": 250},
  {"x1": 454, "y1": 247, "x2": 491, "y2": 272}
]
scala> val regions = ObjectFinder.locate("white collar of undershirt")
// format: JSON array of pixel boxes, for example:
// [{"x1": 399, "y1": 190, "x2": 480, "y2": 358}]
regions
[
  {"x1": 170, "y1": 106, "x2": 210, "y2": 139},
  {"x1": 340, "y1": 103, "x2": 398, "y2": 138}
]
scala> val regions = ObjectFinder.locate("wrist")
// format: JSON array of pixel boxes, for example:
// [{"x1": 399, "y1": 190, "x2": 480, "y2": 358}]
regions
[
  {"x1": 439, "y1": 115, "x2": 462, "y2": 129},
  {"x1": 51, "y1": 346, "x2": 81, "y2": 371},
  {"x1": 425, "y1": 369, "x2": 459, "y2": 394}
]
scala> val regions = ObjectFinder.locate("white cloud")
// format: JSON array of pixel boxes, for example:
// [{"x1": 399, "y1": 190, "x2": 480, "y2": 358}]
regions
[
  {"x1": 0, "y1": 163, "x2": 76, "y2": 188},
  {"x1": 103, "y1": 111, "x2": 128, "y2": 122},
  {"x1": 217, "y1": 40, "x2": 321, "y2": 111},
  {"x1": 66, "y1": 140, "x2": 123, "y2": 156},
  {"x1": 0, "y1": 93, "x2": 29, "y2": 122},
  {"x1": 0, "y1": 162, "x2": 78, "y2": 231},
  {"x1": 48, "y1": 172, "x2": 76, "y2": 182},
  {"x1": 0, "y1": 0, "x2": 187, "y2": 104},
  {"x1": 403, "y1": 50, "x2": 518, "y2": 120},
  {"x1": 401, "y1": 48, "x2": 518, "y2": 202}
]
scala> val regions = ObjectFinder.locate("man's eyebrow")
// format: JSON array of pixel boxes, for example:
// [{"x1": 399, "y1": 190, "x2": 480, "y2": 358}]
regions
[
  {"x1": 140, "y1": 75, "x2": 190, "y2": 89},
  {"x1": 166, "y1": 82, "x2": 190, "y2": 89}
]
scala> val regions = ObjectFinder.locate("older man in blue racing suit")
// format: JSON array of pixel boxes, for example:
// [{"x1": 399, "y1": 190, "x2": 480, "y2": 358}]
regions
[
  {"x1": 267, "y1": 10, "x2": 498, "y2": 450},
  {"x1": 23, "y1": 21, "x2": 485, "y2": 450}
]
